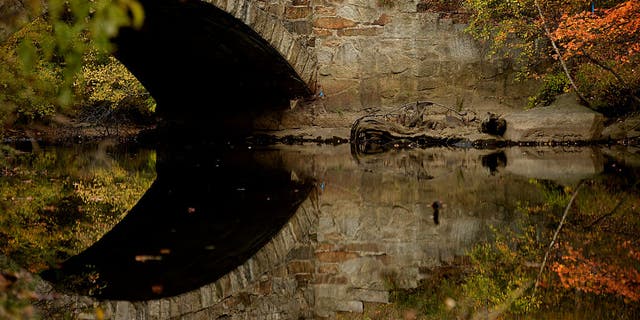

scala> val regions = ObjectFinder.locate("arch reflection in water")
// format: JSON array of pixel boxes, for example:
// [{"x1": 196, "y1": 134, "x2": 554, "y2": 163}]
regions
[{"x1": 41, "y1": 142, "x2": 314, "y2": 301}]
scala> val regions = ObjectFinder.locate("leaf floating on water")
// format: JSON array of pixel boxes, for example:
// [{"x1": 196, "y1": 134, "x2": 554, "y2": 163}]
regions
[
  {"x1": 135, "y1": 255, "x2": 162, "y2": 262},
  {"x1": 151, "y1": 284, "x2": 163, "y2": 295}
]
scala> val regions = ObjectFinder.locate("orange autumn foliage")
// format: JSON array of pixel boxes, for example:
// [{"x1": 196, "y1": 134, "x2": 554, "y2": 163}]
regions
[
  {"x1": 553, "y1": 0, "x2": 640, "y2": 63},
  {"x1": 552, "y1": 243, "x2": 640, "y2": 302}
]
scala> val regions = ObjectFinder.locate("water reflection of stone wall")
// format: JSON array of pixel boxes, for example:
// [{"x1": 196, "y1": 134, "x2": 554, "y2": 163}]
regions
[
  {"x1": 39, "y1": 146, "x2": 605, "y2": 319},
  {"x1": 267, "y1": 146, "x2": 544, "y2": 317},
  {"x1": 43, "y1": 195, "x2": 318, "y2": 319}
]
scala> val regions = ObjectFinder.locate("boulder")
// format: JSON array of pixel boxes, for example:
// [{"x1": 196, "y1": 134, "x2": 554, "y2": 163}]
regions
[{"x1": 503, "y1": 93, "x2": 604, "y2": 142}]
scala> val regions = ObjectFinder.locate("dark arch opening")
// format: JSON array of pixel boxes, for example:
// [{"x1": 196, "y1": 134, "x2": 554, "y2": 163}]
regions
[{"x1": 113, "y1": 0, "x2": 311, "y2": 137}]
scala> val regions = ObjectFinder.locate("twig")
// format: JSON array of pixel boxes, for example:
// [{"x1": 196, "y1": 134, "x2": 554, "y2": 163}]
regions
[
  {"x1": 583, "y1": 196, "x2": 627, "y2": 230},
  {"x1": 533, "y1": 0, "x2": 591, "y2": 109},
  {"x1": 534, "y1": 182, "x2": 584, "y2": 291},
  {"x1": 583, "y1": 180, "x2": 640, "y2": 229}
]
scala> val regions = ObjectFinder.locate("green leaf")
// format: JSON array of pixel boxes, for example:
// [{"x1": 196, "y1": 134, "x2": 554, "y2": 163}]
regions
[
  {"x1": 70, "y1": 0, "x2": 90, "y2": 21},
  {"x1": 17, "y1": 39, "x2": 37, "y2": 74}
]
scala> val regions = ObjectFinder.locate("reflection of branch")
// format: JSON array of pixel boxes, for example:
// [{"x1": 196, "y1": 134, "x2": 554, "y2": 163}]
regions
[
  {"x1": 534, "y1": 182, "x2": 584, "y2": 291},
  {"x1": 583, "y1": 196, "x2": 627, "y2": 230},
  {"x1": 583, "y1": 180, "x2": 640, "y2": 229}
]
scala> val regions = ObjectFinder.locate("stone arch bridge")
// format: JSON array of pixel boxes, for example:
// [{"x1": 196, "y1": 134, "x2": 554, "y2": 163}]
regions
[{"x1": 114, "y1": 0, "x2": 515, "y2": 131}]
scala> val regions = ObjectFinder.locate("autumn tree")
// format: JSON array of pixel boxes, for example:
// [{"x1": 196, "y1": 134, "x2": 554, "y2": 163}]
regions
[
  {"x1": 553, "y1": 0, "x2": 640, "y2": 112},
  {"x1": 464, "y1": 0, "x2": 640, "y2": 114},
  {"x1": 0, "y1": 0, "x2": 145, "y2": 128}
]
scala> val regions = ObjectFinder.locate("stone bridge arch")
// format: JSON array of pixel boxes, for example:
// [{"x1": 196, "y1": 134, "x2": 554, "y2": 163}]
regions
[
  {"x1": 202, "y1": 0, "x2": 318, "y2": 92},
  {"x1": 112, "y1": 0, "x2": 318, "y2": 133}
]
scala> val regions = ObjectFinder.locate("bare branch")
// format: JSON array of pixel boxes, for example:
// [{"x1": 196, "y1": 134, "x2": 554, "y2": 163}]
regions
[{"x1": 534, "y1": 182, "x2": 584, "y2": 291}]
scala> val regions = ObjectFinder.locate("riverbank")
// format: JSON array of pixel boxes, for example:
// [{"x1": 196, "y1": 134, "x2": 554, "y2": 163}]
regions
[
  {"x1": 2, "y1": 100, "x2": 639, "y2": 148},
  {"x1": 1, "y1": 114, "x2": 156, "y2": 146}
]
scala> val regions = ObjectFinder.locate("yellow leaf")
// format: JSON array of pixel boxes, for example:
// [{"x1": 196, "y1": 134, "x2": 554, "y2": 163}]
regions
[{"x1": 128, "y1": 1, "x2": 145, "y2": 29}]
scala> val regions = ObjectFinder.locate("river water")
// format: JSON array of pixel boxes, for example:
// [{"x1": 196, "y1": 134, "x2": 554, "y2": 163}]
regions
[{"x1": 1, "y1": 141, "x2": 639, "y2": 319}]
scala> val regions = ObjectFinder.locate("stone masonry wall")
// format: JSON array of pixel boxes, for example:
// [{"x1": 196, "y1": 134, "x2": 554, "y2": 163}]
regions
[{"x1": 262, "y1": 0, "x2": 535, "y2": 112}]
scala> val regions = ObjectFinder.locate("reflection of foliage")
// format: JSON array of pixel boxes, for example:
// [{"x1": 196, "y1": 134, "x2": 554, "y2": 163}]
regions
[
  {"x1": 530, "y1": 177, "x2": 640, "y2": 314},
  {"x1": 63, "y1": 268, "x2": 107, "y2": 297},
  {"x1": 361, "y1": 173, "x2": 640, "y2": 318},
  {"x1": 0, "y1": 256, "x2": 38, "y2": 320},
  {"x1": 553, "y1": 242, "x2": 640, "y2": 302},
  {"x1": 0, "y1": 144, "x2": 156, "y2": 273},
  {"x1": 463, "y1": 231, "x2": 541, "y2": 314}
]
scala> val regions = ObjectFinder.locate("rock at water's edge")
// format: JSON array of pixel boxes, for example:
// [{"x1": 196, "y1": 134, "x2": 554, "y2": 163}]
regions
[{"x1": 503, "y1": 93, "x2": 604, "y2": 142}]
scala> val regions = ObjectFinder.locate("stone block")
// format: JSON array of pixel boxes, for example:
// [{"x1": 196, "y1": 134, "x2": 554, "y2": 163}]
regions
[
  {"x1": 335, "y1": 300, "x2": 364, "y2": 313},
  {"x1": 333, "y1": 41, "x2": 360, "y2": 66},
  {"x1": 318, "y1": 263, "x2": 340, "y2": 274},
  {"x1": 314, "y1": 273, "x2": 349, "y2": 284},
  {"x1": 314, "y1": 17, "x2": 358, "y2": 29},
  {"x1": 114, "y1": 301, "x2": 132, "y2": 320},
  {"x1": 225, "y1": 0, "x2": 239, "y2": 16},
  {"x1": 316, "y1": 243, "x2": 335, "y2": 252},
  {"x1": 169, "y1": 297, "x2": 181, "y2": 318},
  {"x1": 288, "y1": 260, "x2": 315, "y2": 274},
  {"x1": 417, "y1": 12, "x2": 440, "y2": 32},
  {"x1": 270, "y1": 22, "x2": 285, "y2": 49},
  {"x1": 285, "y1": 20, "x2": 313, "y2": 34},
  {"x1": 359, "y1": 78, "x2": 381, "y2": 108},
  {"x1": 200, "y1": 286, "x2": 214, "y2": 308},
  {"x1": 337, "y1": 26, "x2": 383, "y2": 36},
  {"x1": 314, "y1": 284, "x2": 348, "y2": 299},
  {"x1": 321, "y1": 78, "x2": 357, "y2": 92},
  {"x1": 417, "y1": 77, "x2": 439, "y2": 91},
  {"x1": 147, "y1": 300, "x2": 160, "y2": 319},
  {"x1": 302, "y1": 58, "x2": 318, "y2": 87},
  {"x1": 343, "y1": 243, "x2": 382, "y2": 254},
  {"x1": 382, "y1": 13, "x2": 419, "y2": 37},
  {"x1": 208, "y1": 0, "x2": 227, "y2": 10},
  {"x1": 250, "y1": 9, "x2": 268, "y2": 31},
  {"x1": 349, "y1": 288, "x2": 389, "y2": 303},
  {"x1": 313, "y1": 27, "x2": 333, "y2": 37},
  {"x1": 288, "y1": 246, "x2": 315, "y2": 260},
  {"x1": 279, "y1": 32, "x2": 294, "y2": 59},
  {"x1": 373, "y1": 13, "x2": 392, "y2": 25},
  {"x1": 261, "y1": 17, "x2": 277, "y2": 43},
  {"x1": 287, "y1": 39, "x2": 302, "y2": 62},
  {"x1": 316, "y1": 251, "x2": 359, "y2": 262},
  {"x1": 285, "y1": 6, "x2": 312, "y2": 20},
  {"x1": 315, "y1": 6, "x2": 337, "y2": 16},
  {"x1": 266, "y1": 3, "x2": 284, "y2": 16},
  {"x1": 159, "y1": 299, "x2": 171, "y2": 319}
]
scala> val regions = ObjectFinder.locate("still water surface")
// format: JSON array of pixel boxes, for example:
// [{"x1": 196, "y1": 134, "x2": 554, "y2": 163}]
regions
[{"x1": 1, "y1": 141, "x2": 639, "y2": 318}]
